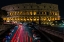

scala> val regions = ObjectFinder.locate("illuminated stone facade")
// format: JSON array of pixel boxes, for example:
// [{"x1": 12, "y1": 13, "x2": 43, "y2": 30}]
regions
[{"x1": 1, "y1": 3, "x2": 60, "y2": 24}]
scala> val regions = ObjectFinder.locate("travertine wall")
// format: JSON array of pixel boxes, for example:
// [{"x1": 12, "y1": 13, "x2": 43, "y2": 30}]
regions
[
  {"x1": 1, "y1": 3, "x2": 58, "y2": 11},
  {"x1": 1, "y1": 3, "x2": 60, "y2": 25}
]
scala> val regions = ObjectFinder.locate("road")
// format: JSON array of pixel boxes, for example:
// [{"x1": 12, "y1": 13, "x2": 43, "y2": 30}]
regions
[
  {"x1": 37, "y1": 25, "x2": 63, "y2": 42},
  {"x1": 10, "y1": 24, "x2": 33, "y2": 42},
  {"x1": 26, "y1": 25, "x2": 53, "y2": 42},
  {"x1": 4, "y1": 24, "x2": 53, "y2": 42}
]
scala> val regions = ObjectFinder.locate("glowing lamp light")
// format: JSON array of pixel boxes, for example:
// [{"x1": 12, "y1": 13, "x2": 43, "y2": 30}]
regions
[
  {"x1": 49, "y1": 20, "x2": 50, "y2": 21},
  {"x1": 63, "y1": 24, "x2": 64, "y2": 25},
  {"x1": 5, "y1": 36, "x2": 10, "y2": 39},
  {"x1": 7, "y1": 20, "x2": 9, "y2": 22}
]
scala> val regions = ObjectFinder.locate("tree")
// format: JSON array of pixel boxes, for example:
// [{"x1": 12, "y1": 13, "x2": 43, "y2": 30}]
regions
[
  {"x1": 0, "y1": 17, "x2": 4, "y2": 24},
  {"x1": 0, "y1": 10, "x2": 7, "y2": 24},
  {"x1": 0, "y1": 10, "x2": 7, "y2": 17},
  {"x1": 53, "y1": 20, "x2": 63, "y2": 25}
]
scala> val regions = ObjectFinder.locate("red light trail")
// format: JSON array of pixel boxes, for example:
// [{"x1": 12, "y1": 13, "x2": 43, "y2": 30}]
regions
[{"x1": 11, "y1": 24, "x2": 33, "y2": 42}]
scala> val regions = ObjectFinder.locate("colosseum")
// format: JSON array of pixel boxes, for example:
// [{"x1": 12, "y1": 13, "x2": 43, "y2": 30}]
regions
[{"x1": 1, "y1": 3, "x2": 60, "y2": 25}]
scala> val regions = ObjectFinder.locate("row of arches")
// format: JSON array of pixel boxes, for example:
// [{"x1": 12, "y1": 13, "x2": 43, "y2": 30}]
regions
[{"x1": 9, "y1": 11, "x2": 59, "y2": 16}]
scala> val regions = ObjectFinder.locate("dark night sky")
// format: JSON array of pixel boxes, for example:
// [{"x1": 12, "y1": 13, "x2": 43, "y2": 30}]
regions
[{"x1": 0, "y1": 0, "x2": 64, "y2": 18}]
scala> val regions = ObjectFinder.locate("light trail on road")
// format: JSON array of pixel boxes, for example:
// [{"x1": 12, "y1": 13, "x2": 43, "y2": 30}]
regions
[
  {"x1": 11, "y1": 24, "x2": 22, "y2": 42},
  {"x1": 11, "y1": 24, "x2": 33, "y2": 42}
]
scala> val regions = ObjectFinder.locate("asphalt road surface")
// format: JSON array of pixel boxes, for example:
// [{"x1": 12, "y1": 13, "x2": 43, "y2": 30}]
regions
[{"x1": 4, "y1": 24, "x2": 53, "y2": 42}]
